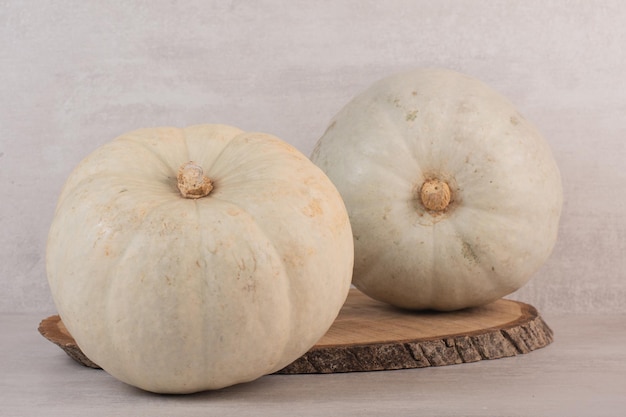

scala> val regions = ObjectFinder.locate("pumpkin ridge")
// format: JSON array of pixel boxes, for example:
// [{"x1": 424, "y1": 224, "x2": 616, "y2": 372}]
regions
[
  {"x1": 96, "y1": 197, "x2": 222, "y2": 389},
  {"x1": 99, "y1": 195, "x2": 193, "y2": 359},
  {"x1": 194, "y1": 200, "x2": 292, "y2": 387},
  {"x1": 192, "y1": 132, "x2": 280, "y2": 186},
  {"x1": 53, "y1": 139, "x2": 175, "y2": 212},
  {"x1": 378, "y1": 71, "x2": 461, "y2": 175},
  {"x1": 116, "y1": 132, "x2": 180, "y2": 177},
  {"x1": 194, "y1": 198, "x2": 298, "y2": 377},
  {"x1": 372, "y1": 96, "x2": 424, "y2": 176}
]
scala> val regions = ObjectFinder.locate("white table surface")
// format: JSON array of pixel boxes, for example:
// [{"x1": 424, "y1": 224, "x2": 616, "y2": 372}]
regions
[{"x1": 2, "y1": 312, "x2": 625, "y2": 417}]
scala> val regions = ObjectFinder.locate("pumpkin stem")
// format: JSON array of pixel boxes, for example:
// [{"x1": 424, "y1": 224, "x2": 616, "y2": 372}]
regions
[
  {"x1": 177, "y1": 162, "x2": 213, "y2": 199},
  {"x1": 420, "y1": 179, "x2": 451, "y2": 212}
]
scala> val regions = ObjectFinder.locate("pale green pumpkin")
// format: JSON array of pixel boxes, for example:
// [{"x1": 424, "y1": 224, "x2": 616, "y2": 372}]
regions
[{"x1": 312, "y1": 69, "x2": 562, "y2": 311}]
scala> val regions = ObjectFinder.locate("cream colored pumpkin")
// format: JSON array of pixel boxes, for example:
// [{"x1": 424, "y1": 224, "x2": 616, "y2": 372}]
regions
[
  {"x1": 311, "y1": 68, "x2": 562, "y2": 311},
  {"x1": 46, "y1": 124, "x2": 353, "y2": 393}
]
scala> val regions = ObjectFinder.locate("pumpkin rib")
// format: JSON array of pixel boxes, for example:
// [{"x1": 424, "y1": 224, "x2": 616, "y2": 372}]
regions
[
  {"x1": 373, "y1": 96, "x2": 425, "y2": 178},
  {"x1": 115, "y1": 132, "x2": 181, "y2": 178},
  {"x1": 53, "y1": 193, "x2": 181, "y2": 385},
  {"x1": 376, "y1": 69, "x2": 461, "y2": 177},
  {"x1": 446, "y1": 225, "x2": 507, "y2": 308},
  {"x1": 429, "y1": 220, "x2": 446, "y2": 308},
  {"x1": 452, "y1": 205, "x2": 553, "y2": 284},
  {"x1": 197, "y1": 132, "x2": 290, "y2": 188},
  {"x1": 98, "y1": 197, "x2": 191, "y2": 383},
  {"x1": 59, "y1": 136, "x2": 184, "y2": 203},
  {"x1": 200, "y1": 191, "x2": 312, "y2": 360},
  {"x1": 192, "y1": 200, "x2": 296, "y2": 388}
]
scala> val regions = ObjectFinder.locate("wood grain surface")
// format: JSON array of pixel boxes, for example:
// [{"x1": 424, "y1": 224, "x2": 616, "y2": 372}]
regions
[{"x1": 38, "y1": 289, "x2": 553, "y2": 374}]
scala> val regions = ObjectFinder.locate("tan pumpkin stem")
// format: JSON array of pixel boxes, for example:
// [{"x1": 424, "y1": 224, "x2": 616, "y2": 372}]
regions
[
  {"x1": 177, "y1": 162, "x2": 213, "y2": 199},
  {"x1": 420, "y1": 179, "x2": 451, "y2": 212}
]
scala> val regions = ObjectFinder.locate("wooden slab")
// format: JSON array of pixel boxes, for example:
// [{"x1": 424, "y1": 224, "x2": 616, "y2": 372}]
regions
[
  {"x1": 38, "y1": 289, "x2": 553, "y2": 374},
  {"x1": 278, "y1": 289, "x2": 553, "y2": 373}
]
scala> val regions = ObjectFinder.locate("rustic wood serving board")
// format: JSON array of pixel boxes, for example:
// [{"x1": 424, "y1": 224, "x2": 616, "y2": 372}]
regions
[{"x1": 39, "y1": 289, "x2": 553, "y2": 374}]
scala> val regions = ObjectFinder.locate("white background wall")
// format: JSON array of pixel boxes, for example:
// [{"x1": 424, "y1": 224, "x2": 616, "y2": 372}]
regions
[{"x1": 2, "y1": 0, "x2": 625, "y2": 314}]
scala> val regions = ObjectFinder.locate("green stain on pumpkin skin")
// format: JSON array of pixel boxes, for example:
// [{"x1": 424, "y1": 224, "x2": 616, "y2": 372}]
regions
[
  {"x1": 462, "y1": 241, "x2": 479, "y2": 263},
  {"x1": 406, "y1": 110, "x2": 418, "y2": 121}
]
